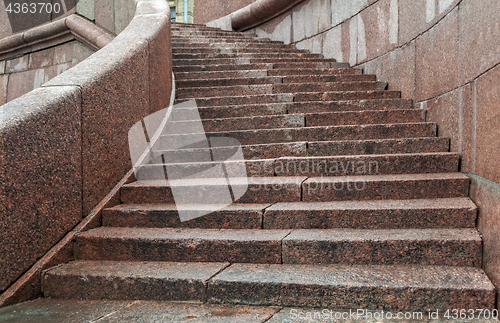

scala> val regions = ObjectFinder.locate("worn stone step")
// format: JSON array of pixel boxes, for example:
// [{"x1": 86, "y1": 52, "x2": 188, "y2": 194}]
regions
[
  {"x1": 272, "y1": 61, "x2": 347, "y2": 70},
  {"x1": 76, "y1": 228, "x2": 291, "y2": 264},
  {"x1": 305, "y1": 109, "x2": 424, "y2": 126},
  {"x1": 153, "y1": 142, "x2": 307, "y2": 163},
  {"x1": 173, "y1": 57, "x2": 333, "y2": 66},
  {"x1": 120, "y1": 176, "x2": 305, "y2": 204},
  {"x1": 173, "y1": 63, "x2": 271, "y2": 73},
  {"x1": 294, "y1": 90, "x2": 401, "y2": 102},
  {"x1": 158, "y1": 123, "x2": 437, "y2": 147},
  {"x1": 171, "y1": 38, "x2": 284, "y2": 45},
  {"x1": 43, "y1": 260, "x2": 229, "y2": 301},
  {"x1": 282, "y1": 74, "x2": 376, "y2": 83},
  {"x1": 176, "y1": 93, "x2": 294, "y2": 107},
  {"x1": 264, "y1": 197, "x2": 478, "y2": 229},
  {"x1": 282, "y1": 228, "x2": 481, "y2": 266},
  {"x1": 173, "y1": 52, "x2": 324, "y2": 60},
  {"x1": 302, "y1": 172, "x2": 470, "y2": 202},
  {"x1": 208, "y1": 263, "x2": 495, "y2": 310},
  {"x1": 167, "y1": 114, "x2": 305, "y2": 133},
  {"x1": 274, "y1": 81, "x2": 385, "y2": 93},
  {"x1": 171, "y1": 34, "x2": 257, "y2": 41},
  {"x1": 103, "y1": 203, "x2": 271, "y2": 229},
  {"x1": 308, "y1": 137, "x2": 450, "y2": 156},
  {"x1": 172, "y1": 47, "x2": 305, "y2": 54},
  {"x1": 171, "y1": 42, "x2": 290, "y2": 49},
  {"x1": 176, "y1": 76, "x2": 283, "y2": 88},
  {"x1": 176, "y1": 84, "x2": 274, "y2": 99},
  {"x1": 268, "y1": 67, "x2": 360, "y2": 76},
  {"x1": 175, "y1": 69, "x2": 269, "y2": 81},
  {"x1": 170, "y1": 103, "x2": 289, "y2": 120},
  {"x1": 274, "y1": 152, "x2": 459, "y2": 177},
  {"x1": 287, "y1": 99, "x2": 414, "y2": 113}
]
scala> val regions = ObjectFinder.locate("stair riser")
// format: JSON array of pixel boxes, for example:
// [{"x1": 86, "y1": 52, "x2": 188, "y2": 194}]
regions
[
  {"x1": 173, "y1": 53, "x2": 324, "y2": 59},
  {"x1": 172, "y1": 43, "x2": 290, "y2": 49},
  {"x1": 153, "y1": 142, "x2": 307, "y2": 163},
  {"x1": 295, "y1": 91, "x2": 401, "y2": 102},
  {"x1": 308, "y1": 138, "x2": 450, "y2": 156},
  {"x1": 183, "y1": 93, "x2": 293, "y2": 107},
  {"x1": 175, "y1": 70, "x2": 269, "y2": 80},
  {"x1": 172, "y1": 48, "x2": 305, "y2": 54},
  {"x1": 120, "y1": 179, "x2": 304, "y2": 204},
  {"x1": 103, "y1": 206, "x2": 267, "y2": 229},
  {"x1": 288, "y1": 99, "x2": 414, "y2": 113},
  {"x1": 166, "y1": 114, "x2": 305, "y2": 133},
  {"x1": 264, "y1": 199, "x2": 478, "y2": 229},
  {"x1": 302, "y1": 176, "x2": 469, "y2": 202},
  {"x1": 173, "y1": 58, "x2": 332, "y2": 66},
  {"x1": 174, "y1": 63, "x2": 270, "y2": 72},
  {"x1": 282, "y1": 74, "x2": 376, "y2": 83},
  {"x1": 76, "y1": 236, "x2": 285, "y2": 264},
  {"x1": 268, "y1": 68, "x2": 361, "y2": 76},
  {"x1": 273, "y1": 154, "x2": 459, "y2": 177},
  {"x1": 274, "y1": 82, "x2": 380, "y2": 93},
  {"x1": 306, "y1": 110, "x2": 424, "y2": 126},
  {"x1": 170, "y1": 104, "x2": 289, "y2": 120},
  {"x1": 176, "y1": 77, "x2": 282, "y2": 88},
  {"x1": 176, "y1": 84, "x2": 274, "y2": 99}
]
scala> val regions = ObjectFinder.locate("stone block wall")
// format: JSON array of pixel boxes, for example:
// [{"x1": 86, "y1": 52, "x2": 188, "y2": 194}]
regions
[
  {"x1": 0, "y1": 41, "x2": 95, "y2": 104},
  {"x1": 212, "y1": 0, "x2": 500, "y2": 309},
  {"x1": 194, "y1": 0, "x2": 252, "y2": 25}
]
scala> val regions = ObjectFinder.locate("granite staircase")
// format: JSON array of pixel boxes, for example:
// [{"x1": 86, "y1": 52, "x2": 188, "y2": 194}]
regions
[{"x1": 42, "y1": 23, "x2": 496, "y2": 312}]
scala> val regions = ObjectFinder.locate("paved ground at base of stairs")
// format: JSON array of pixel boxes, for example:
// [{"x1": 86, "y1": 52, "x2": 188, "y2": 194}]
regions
[{"x1": 0, "y1": 299, "x2": 498, "y2": 322}]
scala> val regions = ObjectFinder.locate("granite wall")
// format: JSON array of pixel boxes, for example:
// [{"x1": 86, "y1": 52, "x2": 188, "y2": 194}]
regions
[
  {"x1": 194, "y1": 0, "x2": 252, "y2": 25},
  {"x1": 0, "y1": 0, "x2": 172, "y2": 301},
  {"x1": 0, "y1": 41, "x2": 95, "y2": 104},
  {"x1": 211, "y1": 0, "x2": 500, "y2": 309}
]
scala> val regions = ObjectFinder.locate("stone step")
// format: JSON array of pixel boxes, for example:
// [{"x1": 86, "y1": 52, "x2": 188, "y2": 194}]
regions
[
  {"x1": 272, "y1": 62, "x2": 348, "y2": 70},
  {"x1": 171, "y1": 38, "x2": 284, "y2": 45},
  {"x1": 308, "y1": 137, "x2": 450, "y2": 156},
  {"x1": 175, "y1": 93, "x2": 294, "y2": 107},
  {"x1": 173, "y1": 57, "x2": 334, "y2": 66},
  {"x1": 175, "y1": 69, "x2": 269, "y2": 81},
  {"x1": 74, "y1": 227, "x2": 481, "y2": 267},
  {"x1": 273, "y1": 152, "x2": 459, "y2": 177},
  {"x1": 176, "y1": 76, "x2": 283, "y2": 88},
  {"x1": 173, "y1": 63, "x2": 271, "y2": 73},
  {"x1": 153, "y1": 142, "x2": 307, "y2": 162},
  {"x1": 120, "y1": 176, "x2": 306, "y2": 204},
  {"x1": 157, "y1": 123, "x2": 437, "y2": 147},
  {"x1": 287, "y1": 99, "x2": 414, "y2": 113},
  {"x1": 167, "y1": 110, "x2": 421, "y2": 132},
  {"x1": 171, "y1": 34, "x2": 257, "y2": 41},
  {"x1": 76, "y1": 227, "x2": 291, "y2": 264},
  {"x1": 151, "y1": 137, "x2": 448, "y2": 164},
  {"x1": 173, "y1": 52, "x2": 324, "y2": 60},
  {"x1": 305, "y1": 109, "x2": 424, "y2": 126},
  {"x1": 166, "y1": 114, "x2": 305, "y2": 133},
  {"x1": 171, "y1": 42, "x2": 290, "y2": 49},
  {"x1": 208, "y1": 263, "x2": 495, "y2": 310},
  {"x1": 103, "y1": 203, "x2": 271, "y2": 229},
  {"x1": 172, "y1": 47, "x2": 306, "y2": 54},
  {"x1": 103, "y1": 197, "x2": 477, "y2": 230},
  {"x1": 294, "y1": 90, "x2": 401, "y2": 102},
  {"x1": 273, "y1": 81, "x2": 386, "y2": 93},
  {"x1": 268, "y1": 67, "x2": 361, "y2": 76},
  {"x1": 282, "y1": 228, "x2": 481, "y2": 266},
  {"x1": 264, "y1": 197, "x2": 477, "y2": 229},
  {"x1": 121, "y1": 173, "x2": 468, "y2": 204},
  {"x1": 282, "y1": 74, "x2": 376, "y2": 83},
  {"x1": 42, "y1": 260, "x2": 230, "y2": 302},
  {"x1": 136, "y1": 152, "x2": 457, "y2": 181},
  {"x1": 169, "y1": 99, "x2": 414, "y2": 120},
  {"x1": 171, "y1": 30, "x2": 253, "y2": 37},
  {"x1": 302, "y1": 172, "x2": 470, "y2": 202},
  {"x1": 176, "y1": 84, "x2": 274, "y2": 99}
]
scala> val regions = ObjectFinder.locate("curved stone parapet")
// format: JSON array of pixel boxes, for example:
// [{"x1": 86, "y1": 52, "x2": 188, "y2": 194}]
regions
[
  {"x1": 0, "y1": 0, "x2": 172, "y2": 306},
  {"x1": 231, "y1": 0, "x2": 306, "y2": 31}
]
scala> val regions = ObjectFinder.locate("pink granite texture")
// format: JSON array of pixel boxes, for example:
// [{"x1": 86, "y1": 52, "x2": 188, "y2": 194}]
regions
[{"x1": 0, "y1": 0, "x2": 172, "y2": 305}]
